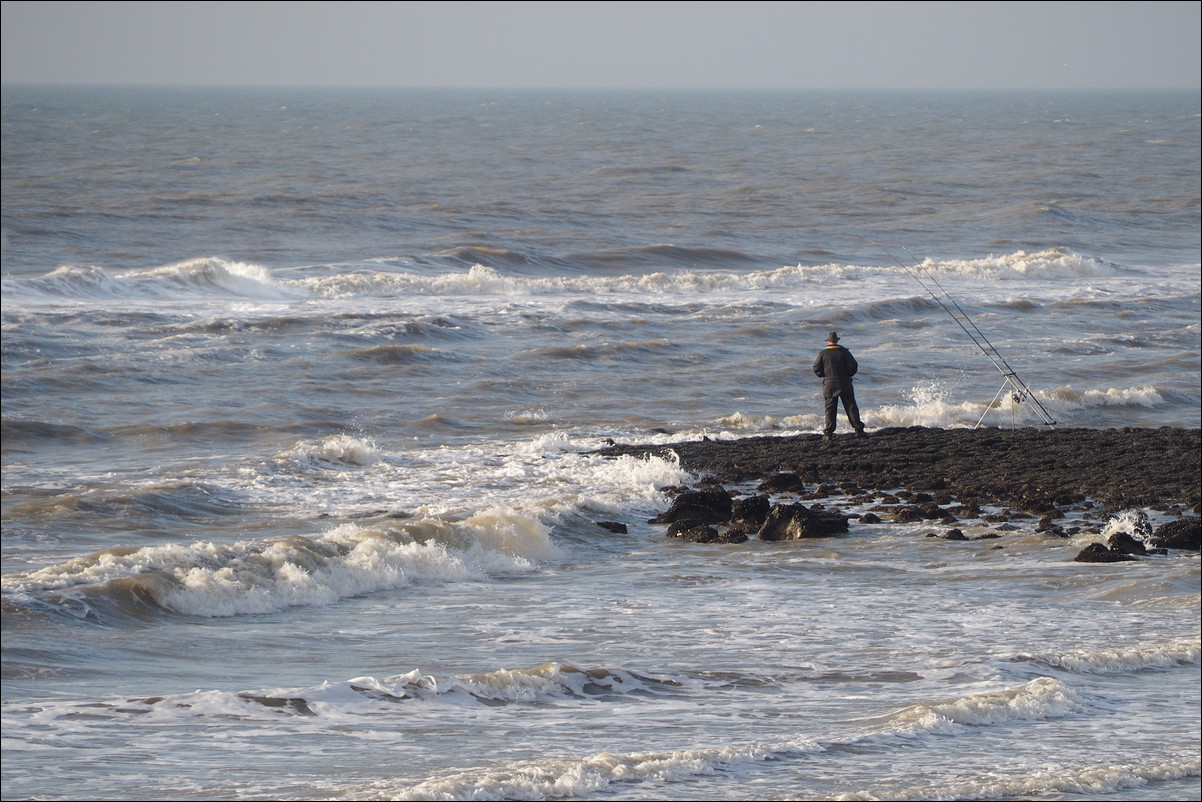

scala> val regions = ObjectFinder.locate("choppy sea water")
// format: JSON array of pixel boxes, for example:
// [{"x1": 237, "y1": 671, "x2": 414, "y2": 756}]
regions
[{"x1": 2, "y1": 87, "x2": 1199, "y2": 800}]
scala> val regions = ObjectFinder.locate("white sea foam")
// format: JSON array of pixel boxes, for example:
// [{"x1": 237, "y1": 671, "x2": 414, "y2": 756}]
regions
[
  {"x1": 240, "y1": 431, "x2": 692, "y2": 527},
  {"x1": 1046, "y1": 384, "x2": 1166, "y2": 410},
  {"x1": 914, "y1": 248, "x2": 1123, "y2": 281},
  {"x1": 865, "y1": 677, "x2": 1090, "y2": 738},
  {"x1": 373, "y1": 677, "x2": 1094, "y2": 800},
  {"x1": 869, "y1": 381, "x2": 1040, "y2": 429},
  {"x1": 389, "y1": 740, "x2": 816, "y2": 801},
  {"x1": 1101, "y1": 509, "x2": 1157, "y2": 541},
  {"x1": 2, "y1": 257, "x2": 301, "y2": 304},
  {"x1": 834, "y1": 754, "x2": 1201, "y2": 801},
  {"x1": 1, "y1": 512, "x2": 561, "y2": 618},
  {"x1": 447, "y1": 662, "x2": 651, "y2": 703},
  {"x1": 866, "y1": 380, "x2": 1169, "y2": 430},
  {"x1": 276, "y1": 434, "x2": 382, "y2": 468},
  {"x1": 1013, "y1": 635, "x2": 1201, "y2": 674},
  {"x1": 284, "y1": 249, "x2": 1128, "y2": 305}
]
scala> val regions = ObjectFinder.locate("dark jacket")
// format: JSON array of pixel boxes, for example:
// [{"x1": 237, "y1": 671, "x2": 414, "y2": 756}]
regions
[{"x1": 813, "y1": 344, "x2": 858, "y2": 391}]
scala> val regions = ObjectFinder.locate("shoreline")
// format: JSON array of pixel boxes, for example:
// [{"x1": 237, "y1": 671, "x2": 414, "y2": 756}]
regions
[{"x1": 598, "y1": 426, "x2": 1202, "y2": 515}]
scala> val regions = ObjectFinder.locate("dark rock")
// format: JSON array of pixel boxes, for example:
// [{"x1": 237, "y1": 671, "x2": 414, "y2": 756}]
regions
[
  {"x1": 596, "y1": 428, "x2": 1201, "y2": 556},
  {"x1": 595, "y1": 521, "x2": 627, "y2": 534},
  {"x1": 730, "y1": 494, "x2": 771, "y2": 529},
  {"x1": 653, "y1": 487, "x2": 732, "y2": 525},
  {"x1": 1073, "y1": 542, "x2": 1136, "y2": 562},
  {"x1": 1148, "y1": 517, "x2": 1200, "y2": 551},
  {"x1": 1128, "y1": 511, "x2": 1154, "y2": 539},
  {"x1": 858, "y1": 512, "x2": 882, "y2": 524},
  {"x1": 1024, "y1": 499, "x2": 1061, "y2": 516},
  {"x1": 918, "y1": 502, "x2": 947, "y2": 520},
  {"x1": 1107, "y1": 532, "x2": 1148, "y2": 556},
  {"x1": 756, "y1": 472, "x2": 807, "y2": 494},
  {"x1": 1037, "y1": 517, "x2": 1063, "y2": 532},
  {"x1": 758, "y1": 503, "x2": 850, "y2": 541},
  {"x1": 598, "y1": 427, "x2": 1201, "y2": 513},
  {"x1": 666, "y1": 519, "x2": 706, "y2": 537},
  {"x1": 668, "y1": 524, "x2": 748, "y2": 544},
  {"x1": 673, "y1": 525, "x2": 720, "y2": 543},
  {"x1": 944, "y1": 528, "x2": 969, "y2": 540}
]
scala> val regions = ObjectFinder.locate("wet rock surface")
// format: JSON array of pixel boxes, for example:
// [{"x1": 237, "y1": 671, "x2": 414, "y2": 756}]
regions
[
  {"x1": 599, "y1": 426, "x2": 1201, "y2": 514},
  {"x1": 598, "y1": 426, "x2": 1202, "y2": 557}
]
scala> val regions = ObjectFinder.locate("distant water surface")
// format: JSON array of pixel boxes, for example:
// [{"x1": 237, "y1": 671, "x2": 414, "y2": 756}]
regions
[{"x1": 2, "y1": 86, "x2": 1199, "y2": 801}]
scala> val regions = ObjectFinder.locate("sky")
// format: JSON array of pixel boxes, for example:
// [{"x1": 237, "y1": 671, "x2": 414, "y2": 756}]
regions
[{"x1": 2, "y1": 1, "x2": 1199, "y2": 90}]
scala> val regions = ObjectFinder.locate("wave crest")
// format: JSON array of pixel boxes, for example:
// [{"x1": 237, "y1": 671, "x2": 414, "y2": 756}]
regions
[
  {"x1": 1, "y1": 510, "x2": 561, "y2": 619},
  {"x1": 1014, "y1": 636, "x2": 1200, "y2": 674},
  {"x1": 4, "y1": 258, "x2": 300, "y2": 303},
  {"x1": 276, "y1": 435, "x2": 381, "y2": 468}
]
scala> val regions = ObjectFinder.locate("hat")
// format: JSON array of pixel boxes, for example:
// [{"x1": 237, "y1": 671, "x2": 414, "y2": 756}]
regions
[{"x1": 827, "y1": 330, "x2": 840, "y2": 343}]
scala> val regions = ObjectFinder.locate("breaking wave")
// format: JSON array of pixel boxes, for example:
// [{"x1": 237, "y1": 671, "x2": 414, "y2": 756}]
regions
[
  {"x1": 2, "y1": 258, "x2": 301, "y2": 303},
  {"x1": 1012, "y1": 636, "x2": 1200, "y2": 674},
  {"x1": 1, "y1": 510, "x2": 561, "y2": 620}
]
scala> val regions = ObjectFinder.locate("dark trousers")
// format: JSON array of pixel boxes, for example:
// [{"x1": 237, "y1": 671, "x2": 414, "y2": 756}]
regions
[{"x1": 823, "y1": 380, "x2": 863, "y2": 435}]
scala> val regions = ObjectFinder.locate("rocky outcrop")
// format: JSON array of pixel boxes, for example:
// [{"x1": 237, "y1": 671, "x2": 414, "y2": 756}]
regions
[
  {"x1": 1149, "y1": 517, "x2": 1201, "y2": 551},
  {"x1": 756, "y1": 503, "x2": 849, "y2": 541},
  {"x1": 1073, "y1": 542, "x2": 1137, "y2": 562},
  {"x1": 600, "y1": 426, "x2": 1201, "y2": 514},
  {"x1": 652, "y1": 487, "x2": 731, "y2": 526},
  {"x1": 599, "y1": 427, "x2": 1202, "y2": 562},
  {"x1": 653, "y1": 484, "x2": 851, "y2": 543}
]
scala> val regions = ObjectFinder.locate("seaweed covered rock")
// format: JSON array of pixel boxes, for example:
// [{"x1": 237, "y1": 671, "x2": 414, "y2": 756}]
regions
[
  {"x1": 1073, "y1": 542, "x2": 1136, "y2": 562},
  {"x1": 652, "y1": 487, "x2": 732, "y2": 525},
  {"x1": 1149, "y1": 517, "x2": 1201, "y2": 551},
  {"x1": 601, "y1": 427, "x2": 1201, "y2": 512},
  {"x1": 1107, "y1": 531, "x2": 1149, "y2": 556},
  {"x1": 757, "y1": 503, "x2": 850, "y2": 541}
]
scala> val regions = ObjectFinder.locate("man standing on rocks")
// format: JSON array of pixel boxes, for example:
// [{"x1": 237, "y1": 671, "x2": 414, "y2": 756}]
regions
[{"x1": 813, "y1": 330, "x2": 865, "y2": 439}]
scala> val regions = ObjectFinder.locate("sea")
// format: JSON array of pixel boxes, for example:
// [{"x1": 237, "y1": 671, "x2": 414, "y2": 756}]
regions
[{"x1": 2, "y1": 86, "x2": 1199, "y2": 801}]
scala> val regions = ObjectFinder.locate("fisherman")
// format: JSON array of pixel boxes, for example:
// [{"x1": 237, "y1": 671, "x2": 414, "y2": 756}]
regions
[{"x1": 812, "y1": 330, "x2": 865, "y2": 438}]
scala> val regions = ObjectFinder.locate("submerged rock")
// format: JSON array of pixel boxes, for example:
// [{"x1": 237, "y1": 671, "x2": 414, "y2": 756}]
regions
[
  {"x1": 1073, "y1": 542, "x2": 1136, "y2": 562},
  {"x1": 1107, "y1": 532, "x2": 1148, "y2": 556},
  {"x1": 757, "y1": 503, "x2": 850, "y2": 541}
]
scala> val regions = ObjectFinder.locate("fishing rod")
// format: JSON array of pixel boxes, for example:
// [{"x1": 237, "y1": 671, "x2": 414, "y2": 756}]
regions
[{"x1": 869, "y1": 240, "x2": 1057, "y2": 428}]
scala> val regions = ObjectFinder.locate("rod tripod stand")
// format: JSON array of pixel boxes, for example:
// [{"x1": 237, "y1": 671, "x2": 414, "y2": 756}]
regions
[
  {"x1": 870, "y1": 240, "x2": 1057, "y2": 429},
  {"x1": 975, "y1": 371, "x2": 1056, "y2": 430}
]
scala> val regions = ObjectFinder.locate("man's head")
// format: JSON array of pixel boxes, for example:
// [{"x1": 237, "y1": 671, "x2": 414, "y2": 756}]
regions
[{"x1": 827, "y1": 330, "x2": 840, "y2": 344}]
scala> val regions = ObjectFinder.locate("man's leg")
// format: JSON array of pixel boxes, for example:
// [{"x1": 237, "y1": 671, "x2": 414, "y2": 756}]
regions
[
  {"x1": 842, "y1": 386, "x2": 865, "y2": 434},
  {"x1": 823, "y1": 394, "x2": 838, "y2": 436}
]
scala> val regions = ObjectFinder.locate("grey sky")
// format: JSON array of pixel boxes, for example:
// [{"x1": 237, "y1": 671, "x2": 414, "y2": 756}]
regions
[{"x1": 2, "y1": 1, "x2": 1199, "y2": 90}]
